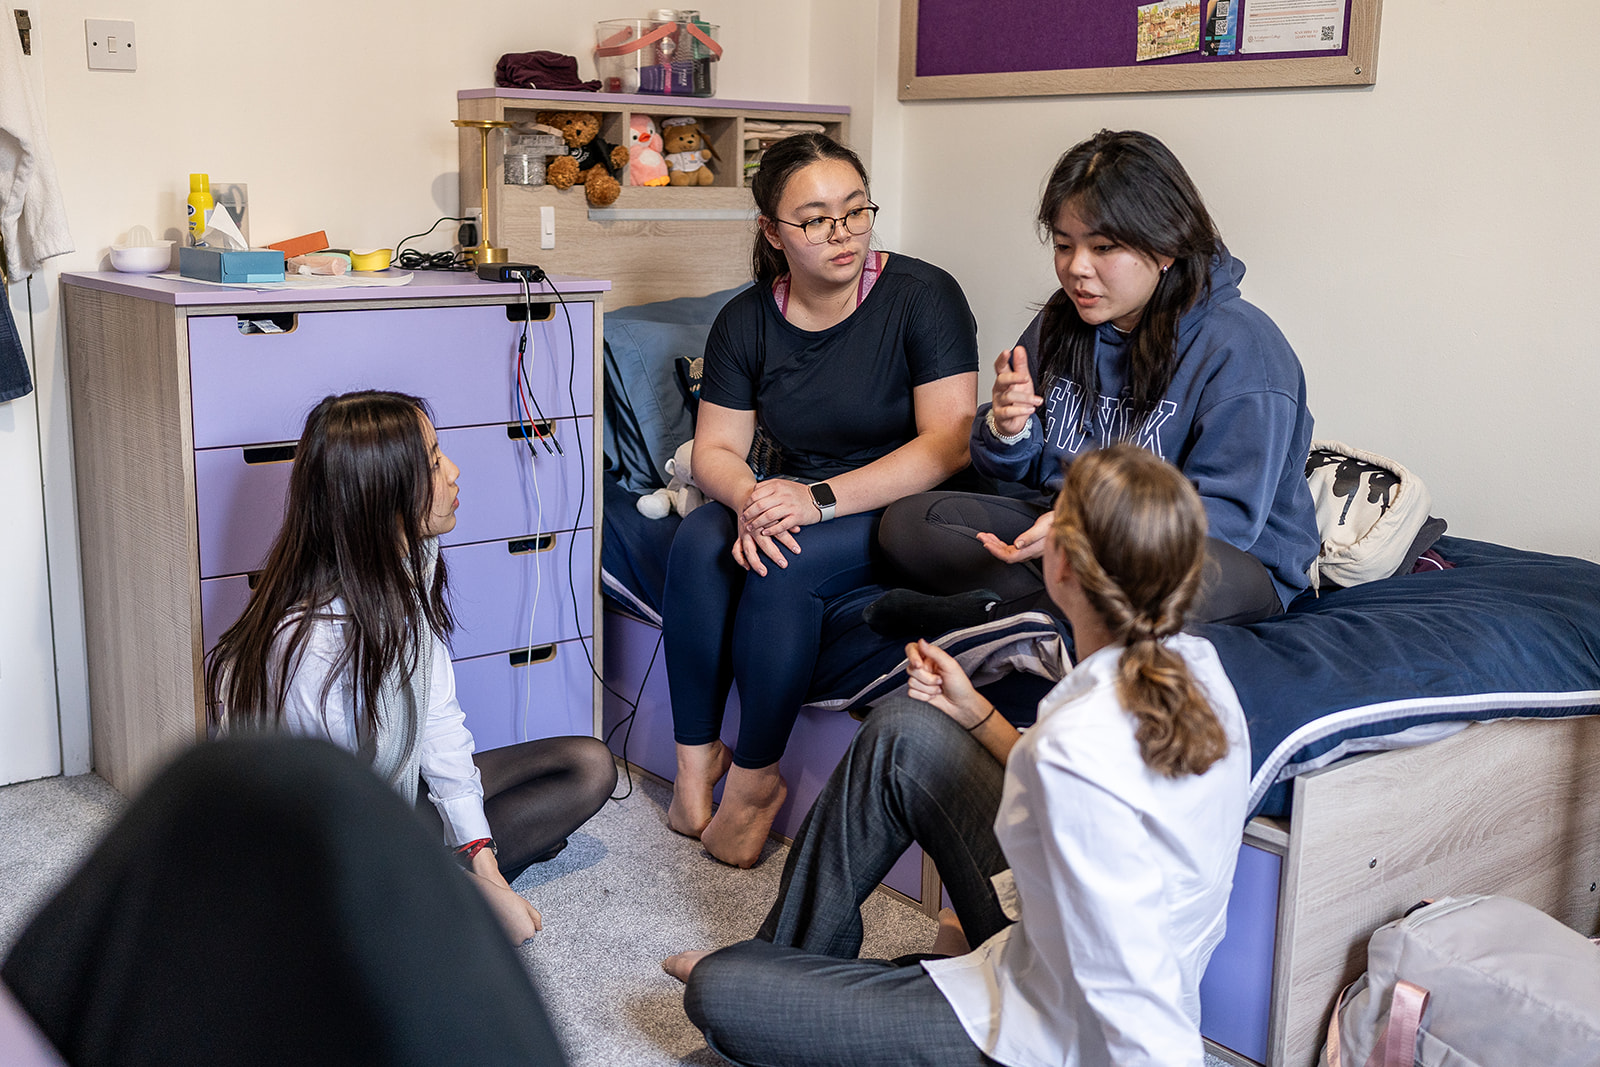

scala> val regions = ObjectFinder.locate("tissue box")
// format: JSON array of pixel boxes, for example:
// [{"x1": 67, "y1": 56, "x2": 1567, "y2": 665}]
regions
[{"x1": 179, "y1": 246, "x2": 286, "y2": 284}]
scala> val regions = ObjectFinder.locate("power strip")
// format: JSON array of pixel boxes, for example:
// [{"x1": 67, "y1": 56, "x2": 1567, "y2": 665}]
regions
[{"x1": 477, "y1": 263, "x2": 546, "y2": 283}]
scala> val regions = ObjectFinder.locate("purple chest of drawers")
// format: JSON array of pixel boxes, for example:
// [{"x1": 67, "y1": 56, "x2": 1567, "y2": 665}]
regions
[{"x1": 61, "y1": 271, "x2": 609, "y2": 792}]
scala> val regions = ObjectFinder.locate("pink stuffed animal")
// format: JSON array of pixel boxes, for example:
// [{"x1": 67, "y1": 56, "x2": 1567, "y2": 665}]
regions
[{"x1": 627, "y1": 115, "x2": 670, "y2": 187}]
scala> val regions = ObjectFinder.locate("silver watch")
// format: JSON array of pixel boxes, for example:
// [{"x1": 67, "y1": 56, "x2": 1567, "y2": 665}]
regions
[{"x1": 809, "y1": 481, "x2": 837, "y2": 521}]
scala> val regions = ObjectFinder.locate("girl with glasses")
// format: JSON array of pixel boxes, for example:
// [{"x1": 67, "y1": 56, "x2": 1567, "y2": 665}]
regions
[
  {"x1": 662, "y1": 133, "x2": 980, "y2": 867},
  {"x1": 205, "y1": 390, "x2": 617, "y2": 944},
  {"x1": 870, "y1": 129, "x2": 1319, "y2": 639},
  {"x1": 665, "y1": 445, "x2": 1250, "y2": 1067}
]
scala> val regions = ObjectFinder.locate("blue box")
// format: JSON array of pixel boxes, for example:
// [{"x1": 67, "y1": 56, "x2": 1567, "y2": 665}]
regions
[{"x1": 179, "y1": 246, "x2": 285, "y2": 284}]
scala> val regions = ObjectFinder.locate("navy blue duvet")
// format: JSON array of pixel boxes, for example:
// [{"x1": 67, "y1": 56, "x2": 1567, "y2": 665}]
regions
[{"x1": 604, "y1": 487, "x2": 1600, "y2": 820}]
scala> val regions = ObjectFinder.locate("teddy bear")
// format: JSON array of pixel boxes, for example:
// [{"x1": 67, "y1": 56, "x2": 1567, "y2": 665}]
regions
[
  {"x1": 537, "y1": 110, "x2": 630, "y2": 207},
  {"x1": 661, "y1": 117, "x2": 716, "y2": 186},
  {"x1": 635, "y1": 439, "x2": 705, "y2": 519},
  {"x1": 626, "y1": 115, "x2": 670, "y2": 187}
]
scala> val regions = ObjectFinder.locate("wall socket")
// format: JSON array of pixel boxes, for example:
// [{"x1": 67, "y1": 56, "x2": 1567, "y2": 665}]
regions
[{"x1": 85, "y1": 18, "x2": 136, "y2": 71}]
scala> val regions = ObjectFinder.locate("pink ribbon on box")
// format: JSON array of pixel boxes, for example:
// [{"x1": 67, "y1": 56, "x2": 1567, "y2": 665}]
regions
[{"x1": 596, "y1": 21, "x2": 722, "y2": 60}]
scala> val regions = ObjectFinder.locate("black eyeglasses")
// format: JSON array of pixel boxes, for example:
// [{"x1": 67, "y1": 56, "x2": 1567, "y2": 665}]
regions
[{"x1": 773, "y1": 204, "x2": 879, "y2": 245}]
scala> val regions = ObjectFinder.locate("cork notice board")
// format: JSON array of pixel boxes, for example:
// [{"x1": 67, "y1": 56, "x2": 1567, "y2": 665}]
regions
[{"x1": 899, "y1": 0, "x2": 1382, "y2": 100}]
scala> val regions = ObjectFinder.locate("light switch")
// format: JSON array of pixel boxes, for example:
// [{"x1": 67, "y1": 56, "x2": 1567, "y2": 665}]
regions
[
  {"x1": 85, "y1": 19, "x2": 136, "y2": 71},
  {"x1": 540, "y1": 205, "x2": 556, "y2": 250}
]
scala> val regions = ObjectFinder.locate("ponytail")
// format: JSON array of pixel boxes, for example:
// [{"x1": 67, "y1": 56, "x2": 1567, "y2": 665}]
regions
[
  {"x1": 1051, "y1": 444, "x2": 1226, "y2": 777},
  {"x1": 1115, "y1": 635, "x2": 1227, "y2": 778},
  {"x1": 748, "y1": 133, "x2": 870, "y2": 284}
]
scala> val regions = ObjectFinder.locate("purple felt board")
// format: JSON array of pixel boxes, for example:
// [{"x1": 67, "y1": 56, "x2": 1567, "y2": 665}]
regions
[{"x1": 915, "y1": 0, "x2": 1349, "y2": 77}]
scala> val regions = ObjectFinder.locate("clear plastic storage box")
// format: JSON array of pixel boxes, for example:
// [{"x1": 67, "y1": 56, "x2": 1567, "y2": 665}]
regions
[{"x1": 595, "y1": 17, "x2": 721, "y2": 97}]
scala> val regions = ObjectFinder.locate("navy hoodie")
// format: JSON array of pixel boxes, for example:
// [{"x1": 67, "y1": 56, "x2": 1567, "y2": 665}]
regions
[{"x1": 971, "y1": 250, "x2": 1319, "y2": 609}]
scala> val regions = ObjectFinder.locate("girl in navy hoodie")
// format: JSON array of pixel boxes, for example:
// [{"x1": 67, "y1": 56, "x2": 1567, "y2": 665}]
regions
[{"x1": 872, "y1": 129, "x2": 1319, "y2": 635}]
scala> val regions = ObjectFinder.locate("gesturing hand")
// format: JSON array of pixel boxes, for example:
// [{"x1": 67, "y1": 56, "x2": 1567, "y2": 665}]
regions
[
  {"x1": 990, "y1": 346, "x2": 1043, "y2": 438},
  {"x1": 905, "y1": 639, "x2": 989, "y2": 729},
  {"x1": 976, "y1": 510, "x2": 1053, "y2": 565}
]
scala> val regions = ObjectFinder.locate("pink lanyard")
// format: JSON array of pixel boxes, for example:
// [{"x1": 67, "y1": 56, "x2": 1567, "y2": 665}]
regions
[{"x1": 772, "y1": 251, "x2": 882, "y2": 318}]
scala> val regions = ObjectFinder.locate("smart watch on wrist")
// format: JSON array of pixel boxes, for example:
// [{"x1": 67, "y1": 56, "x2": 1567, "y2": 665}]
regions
[{"x1": 809, "y1": 481, "x2": 837, "y2": 522}]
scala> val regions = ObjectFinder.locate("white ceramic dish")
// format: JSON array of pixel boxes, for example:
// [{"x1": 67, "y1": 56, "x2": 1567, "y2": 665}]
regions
[{"x1": 109, "y1": 241, "x2": 175, "y2": 273}]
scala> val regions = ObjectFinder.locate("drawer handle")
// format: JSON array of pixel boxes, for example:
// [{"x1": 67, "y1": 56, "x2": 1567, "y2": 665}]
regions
[
  {"x1": 505, "y1": 303, "x2": 555, "y2": 323},
  {"x1": 509, "y1": 644, "x2": 557, "y2": 667},
  {"x1": 235, "y1": 313, "x2": 297, "y2": 335},
  {"x1": 508, "y1": 534, "x2": 556, "y2": 555},
  {"x1": 242, "y1": 444, "x2": 298, "y2": 465},
  {"x1": 508, "y1": 421, "x2": 556, "y2": 441}
]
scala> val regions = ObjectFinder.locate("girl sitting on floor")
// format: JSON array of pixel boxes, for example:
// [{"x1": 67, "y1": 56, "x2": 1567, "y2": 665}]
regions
[
  {"x1": 206, "y1": 389, "x2": 616, "y2": 943},
  {"x1": 666, "y1": 444, "x2": 1250, "y2": 1067}
]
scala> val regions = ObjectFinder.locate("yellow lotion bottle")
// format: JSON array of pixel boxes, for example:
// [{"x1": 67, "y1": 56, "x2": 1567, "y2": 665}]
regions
[{"x1": 186, "y1": 174, "x2": 214, "y2": 246}]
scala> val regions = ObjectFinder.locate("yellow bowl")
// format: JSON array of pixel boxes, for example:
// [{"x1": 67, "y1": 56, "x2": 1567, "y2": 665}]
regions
[{"x1": 349, "y1": 248, "x2": 392, "y2": 271}]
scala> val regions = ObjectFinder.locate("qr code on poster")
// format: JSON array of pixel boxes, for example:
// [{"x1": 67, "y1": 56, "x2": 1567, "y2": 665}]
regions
[
  {"x1": 1320, "y1": 24, "x2": 1335, "y2": 41},
  {"x1": 1215, "y1": 1, "x2": 1228, "y2": 14}
]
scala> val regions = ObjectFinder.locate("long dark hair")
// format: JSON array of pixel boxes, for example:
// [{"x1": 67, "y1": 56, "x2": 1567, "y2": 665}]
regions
[
  {"x1": 1050, "y1": 444, "x2": 1226, "y2": 777},
  {"x1": 749, "y1": 133, "x2": 871, "y2": 284},
  {"x1": 204, "y1": 390, "x2": 454, "y2": 737},
  {"x1": 1036, "y1": 130, "x2": 1221, "y2": 428}
]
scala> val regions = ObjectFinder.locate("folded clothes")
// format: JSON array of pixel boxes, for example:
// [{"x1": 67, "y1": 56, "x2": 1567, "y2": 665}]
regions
[{"x1": 495, "y1": 51, "x2": 600, "y2": 92}]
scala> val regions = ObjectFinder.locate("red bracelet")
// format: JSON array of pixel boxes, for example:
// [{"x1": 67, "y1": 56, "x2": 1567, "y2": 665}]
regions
[{"x1": 454, "y1": 837, "x2": 497, "y2": 865}]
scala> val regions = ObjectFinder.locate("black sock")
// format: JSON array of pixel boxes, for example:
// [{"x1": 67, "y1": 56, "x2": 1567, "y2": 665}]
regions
[{"x1": 863, "y1": 588, "x2": 1002, "y2": 640}]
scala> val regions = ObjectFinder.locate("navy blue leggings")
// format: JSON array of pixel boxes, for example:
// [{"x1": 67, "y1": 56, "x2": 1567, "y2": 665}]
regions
[{"x1": 663, "y1": 502, "x2": 881, "y2": 769}]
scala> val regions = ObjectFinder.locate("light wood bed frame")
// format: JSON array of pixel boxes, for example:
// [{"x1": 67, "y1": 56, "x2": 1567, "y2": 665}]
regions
[{"x1": 1223, "y1": 714, "x2": 1600, "y2": 1066}]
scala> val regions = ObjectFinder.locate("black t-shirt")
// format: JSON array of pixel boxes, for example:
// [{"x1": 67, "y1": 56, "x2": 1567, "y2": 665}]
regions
[{"x1": 699, "y1": 254, "x2": 979, "y2": 481}]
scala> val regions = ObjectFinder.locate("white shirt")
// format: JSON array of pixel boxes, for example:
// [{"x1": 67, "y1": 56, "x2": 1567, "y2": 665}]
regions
[
  {"x1": 277, "y1": 604, "x2": 493, "y2": 847},
  {"x1": 924, "y1": 633, "x2": 1250, "y2": 1067}
]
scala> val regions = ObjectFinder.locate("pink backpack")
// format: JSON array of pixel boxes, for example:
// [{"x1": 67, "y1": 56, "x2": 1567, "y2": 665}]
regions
[{"x1": 1321, "y1": 895, "x2": 1600, "y2": 1066}]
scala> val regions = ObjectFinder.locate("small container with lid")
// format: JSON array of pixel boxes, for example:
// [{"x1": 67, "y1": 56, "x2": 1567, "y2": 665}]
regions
[
  {"x1": 186, "y1": 173, "x2": 214, "y2": 246},
  {"x1": 595, "y1": 16, "x2": 721, "y2": 96},
  {"x1": 504, "y1": 131, "x2": 567, "y2": 186}
]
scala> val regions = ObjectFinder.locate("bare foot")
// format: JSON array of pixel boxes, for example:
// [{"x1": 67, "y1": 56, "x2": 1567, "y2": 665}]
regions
[
  {"x1": 701, "y1": 763, "x2": 787, "y2": 868},
  {"x1": 662, "y1": 948, "x2": 712, "y2": 983},
  {"x1": 667, "y1": 740, "x2": 732, "y2": 838},
  {"x1": 930, "y1": 907, "x2": 970, "y2": 957}
]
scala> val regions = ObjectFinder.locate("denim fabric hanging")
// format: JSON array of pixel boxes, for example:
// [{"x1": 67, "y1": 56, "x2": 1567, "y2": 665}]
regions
[{"x1": 0, "y1": 280, "x2": 32, "y2": 402}]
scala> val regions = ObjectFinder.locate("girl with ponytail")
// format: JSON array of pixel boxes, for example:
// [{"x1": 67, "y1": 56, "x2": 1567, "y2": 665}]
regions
[
  {"x1": 662, "y1": 133, "x2": 979, "y2": 867},
  {"x1": 667, "y1": 444, "x2": 1249, "y2": 1067},
  {"x1": 1046, "y1": 442, "x2": 1227, "y2": 776}
]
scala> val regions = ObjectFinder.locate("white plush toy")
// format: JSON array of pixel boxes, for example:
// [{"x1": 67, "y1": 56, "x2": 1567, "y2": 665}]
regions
[{"x1": 636, "y1": 439, "x2": 705, "y2": 519}]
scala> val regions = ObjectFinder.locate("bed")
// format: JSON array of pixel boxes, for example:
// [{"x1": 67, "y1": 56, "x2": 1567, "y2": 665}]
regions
[{"x1": 598, "y1": 290, "x2": 1600, "y2": 1066}]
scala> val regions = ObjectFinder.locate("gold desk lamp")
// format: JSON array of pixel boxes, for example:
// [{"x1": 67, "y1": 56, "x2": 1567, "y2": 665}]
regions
[{"x1": 454, "y1": 118, "x2": 512, "y2": 265}]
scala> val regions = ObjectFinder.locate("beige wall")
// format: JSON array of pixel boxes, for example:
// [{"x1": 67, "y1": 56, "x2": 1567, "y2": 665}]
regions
[
  {"x1": 6, "y1": 0, "x2": 1598, "y2": 783},
  {"x1": 1, "y1": 0, "x2": 813, "y2": 783},
  {"x1": 880, "y1": 0, "x2": 1600, "y2": 559}
]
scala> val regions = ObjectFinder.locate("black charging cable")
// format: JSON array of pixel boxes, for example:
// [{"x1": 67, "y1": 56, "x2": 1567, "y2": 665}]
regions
[{"x1": 392, "y1": 216, "x2": 476, "y2": 271}]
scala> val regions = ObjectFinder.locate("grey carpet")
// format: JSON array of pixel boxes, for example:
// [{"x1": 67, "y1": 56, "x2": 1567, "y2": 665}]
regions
[
  {"x1": 0, "y1": 764, "x2": 935, "y2": 1066},
  {"x1": 0, "y1": 771, "x2": 124, "y2": 957},
  {"x1": 0, "y1": 765, "x2": 1234, "y2": 1066}
]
